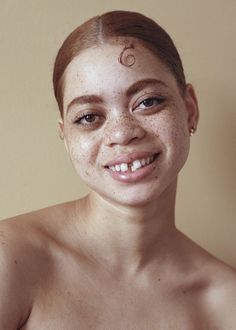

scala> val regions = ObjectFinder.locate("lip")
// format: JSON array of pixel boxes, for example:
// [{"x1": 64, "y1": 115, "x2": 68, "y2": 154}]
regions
[
  {"x1": 104, "y1": 152, "x2": 161, "y2": 183},
  {"x1": 104, "y1": 151, "x2": 158, "y2": 168}
]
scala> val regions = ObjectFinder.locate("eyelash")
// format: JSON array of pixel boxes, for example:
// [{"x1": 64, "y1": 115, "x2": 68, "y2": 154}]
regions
[
  {"x1": 135, "y1": 96, "x2": 166, "y2": 110},
  {"x1": 73, "y1": 113, "x2": 101, "y2": 126},
  {"x1": 73, "y1": 96, "x2": 166, "y2": 126}
]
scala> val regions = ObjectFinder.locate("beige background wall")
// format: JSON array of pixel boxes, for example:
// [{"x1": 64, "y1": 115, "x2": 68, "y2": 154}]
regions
[{"x1": 0, "y1": 0, "x2": 235, "y2": 267}]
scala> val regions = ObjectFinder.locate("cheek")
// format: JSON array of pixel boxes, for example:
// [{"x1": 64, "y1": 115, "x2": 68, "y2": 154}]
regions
[
  {"x1": 65, "y1": 134, "x2": 99, "y2": 172},
  {"x1": 160, "y1": 113, "x2": 190, "y2": 171},
  {"x1": 162, "y1": 115, "x2": 188, "y2": 145},
  {"x1": 143, "y1": 108, "x2": 190, "y2": 165},
  {"x1": 143, "y1": 107, "x2": 188, "y2": 141}
]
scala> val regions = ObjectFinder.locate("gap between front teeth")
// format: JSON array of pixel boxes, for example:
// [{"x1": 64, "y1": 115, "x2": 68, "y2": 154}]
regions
[{"x1": 110, "y1": 155, "x2": 155, "y2": 173}]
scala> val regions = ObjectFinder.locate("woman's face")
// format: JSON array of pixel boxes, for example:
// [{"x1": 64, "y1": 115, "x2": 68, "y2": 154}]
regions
[{"x1": 58, "y1": 39, "x2": 198, "y2": 206}]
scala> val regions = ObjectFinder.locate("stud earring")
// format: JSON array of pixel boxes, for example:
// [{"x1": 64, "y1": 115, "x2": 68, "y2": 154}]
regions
[
  {"x1": 189, "y1": 127, "x2": 196, "y2": 136},
  {"x1": 59, "y1": 132, "x2": 64, "y2": 140}
]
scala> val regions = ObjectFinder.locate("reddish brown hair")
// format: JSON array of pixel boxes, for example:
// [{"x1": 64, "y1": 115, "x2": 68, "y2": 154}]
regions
[{"x1": 53, "y1": 10, "x2": 186, "y2": 117}]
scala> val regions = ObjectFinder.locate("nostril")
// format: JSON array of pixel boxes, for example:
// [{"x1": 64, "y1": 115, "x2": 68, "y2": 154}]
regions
[{"x1": 130, "y1": 136, "x2": 139, "y2": 143}]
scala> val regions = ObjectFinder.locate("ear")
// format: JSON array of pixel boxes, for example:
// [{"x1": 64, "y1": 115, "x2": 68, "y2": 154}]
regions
[
  {"x1": 57, "y1": 117, "x2": 69, "y2": 153},
  {"x1": 183, "y1": 84, "x2": 199, "y2": 132}
]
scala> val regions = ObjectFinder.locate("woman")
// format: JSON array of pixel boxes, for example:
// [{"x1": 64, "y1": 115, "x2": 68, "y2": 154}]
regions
[{"x1": 0, "y1": 10, "x2": 235, "y2": 329}]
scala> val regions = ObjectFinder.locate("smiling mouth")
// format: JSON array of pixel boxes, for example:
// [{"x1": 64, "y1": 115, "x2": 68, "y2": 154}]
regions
[{"x1": 105, "y1": 153, "x2": 159, "y2": 173}]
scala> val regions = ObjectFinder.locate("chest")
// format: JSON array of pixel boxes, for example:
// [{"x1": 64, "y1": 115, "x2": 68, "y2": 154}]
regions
[{"x1": 22, "y1": 276, "x2": 211, "y2": 330}]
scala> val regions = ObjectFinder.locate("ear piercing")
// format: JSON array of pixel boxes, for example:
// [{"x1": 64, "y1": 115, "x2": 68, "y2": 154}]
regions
[{"x1": 189, "y1": 127, "x2": 196, "y2": 136}]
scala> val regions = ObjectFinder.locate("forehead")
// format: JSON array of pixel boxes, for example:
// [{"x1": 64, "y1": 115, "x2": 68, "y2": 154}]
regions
[{"x1": 62, "y1": 39, "x2": 179, "y2": 109}]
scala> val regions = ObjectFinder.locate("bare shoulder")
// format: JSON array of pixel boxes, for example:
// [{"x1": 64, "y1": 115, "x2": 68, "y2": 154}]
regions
[
  {"x1": 0, "y1": 201, "x2": 75, "y2": 329},
  {"x1": 205, "y1": 259, "x2": 236, "y2": 329},
  {"x1": 0, "y1": 214, "x2": 42, "y2": 328},
  {"x1": 0, "y1": 199, "x2": 76, "y2": 260},
  {"x1": 0, "y1": 199, "x2": 79, "y2": 271},
  {"x1": 177, "y1": 232, "x2": 236, "y2": 328}
]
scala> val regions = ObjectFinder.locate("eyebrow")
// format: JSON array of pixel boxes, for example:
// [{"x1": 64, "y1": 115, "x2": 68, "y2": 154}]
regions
[
  {"x1": 66, "y1": 78, "x2": 168, "y2": 113},
  {"x1": 66, "y1": 95, "x2": 103, "y2": 113},
  {"x1": 126, "y1": 78, "x2": 168, "y2": 97}
]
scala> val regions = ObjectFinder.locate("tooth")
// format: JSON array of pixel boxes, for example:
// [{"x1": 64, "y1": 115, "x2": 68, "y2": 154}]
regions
[
  {"x1": 131, "y1": 166, "x2": 137, "y2": 172},
  {"x1": 141, "y1": 158, "x2": 146, "y2": 166},
  {"x1": 150, "y1": 155, "x2": 154, "y2": 162},
  {"x1": 120, "y1": 163, "x2": 128, "y2": 172},
  {"x1": 132, "y1": 160, "x2": 142, "y2": 169},
  {"x1": 146, "y1": 157, "x2": 151, "y2": 164},
  {"x1": 115, "y1": 164, "x2": 121, "y2": 171},
  {"x1": 110, "y1": 166, "x2": 116, "y2": 171}
]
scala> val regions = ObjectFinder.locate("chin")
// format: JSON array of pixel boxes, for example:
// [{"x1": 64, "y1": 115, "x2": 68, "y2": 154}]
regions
[{"x1": 89, "y1": 178, "x2": 177, "y2": 208}]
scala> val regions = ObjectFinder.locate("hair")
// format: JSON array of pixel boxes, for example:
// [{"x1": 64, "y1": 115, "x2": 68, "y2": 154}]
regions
[{"x1": 53, "y1": 10, "x2": 186, "y2": 117}]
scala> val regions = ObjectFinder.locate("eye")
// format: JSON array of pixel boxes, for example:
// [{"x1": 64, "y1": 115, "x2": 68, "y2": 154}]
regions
[
  {"x1": 73, "y1": 113, "x2": 102, "y2": 126},
  {"x1": 136, "y1": 96, "x2": 166, "y2": 110}
]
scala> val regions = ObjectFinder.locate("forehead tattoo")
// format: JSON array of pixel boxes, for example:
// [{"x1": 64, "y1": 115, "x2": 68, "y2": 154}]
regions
[{"x1": 118, "y1": 44, "x2": 136, "y2": 67}]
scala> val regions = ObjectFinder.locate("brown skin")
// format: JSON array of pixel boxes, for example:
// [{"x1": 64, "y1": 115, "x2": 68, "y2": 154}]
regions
[{"x1": 0, "y1": 40, "x2": 236, "y2": 329}]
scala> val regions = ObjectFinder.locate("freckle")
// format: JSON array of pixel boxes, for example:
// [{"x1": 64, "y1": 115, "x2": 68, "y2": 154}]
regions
[
  {"x1": 158, "y1": 278, "x2": 161, "y2": 281},
  {"x1": 182, "y1": 290, "x2": 187, "y2": 294},
  {"x1": 14, "y1": 260, "x2": 18, "y2": 264}
]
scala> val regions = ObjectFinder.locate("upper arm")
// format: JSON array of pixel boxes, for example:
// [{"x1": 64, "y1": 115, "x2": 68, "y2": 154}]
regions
[{"x1": 0, "y1": 224, "x2": 32, "y2": 329}]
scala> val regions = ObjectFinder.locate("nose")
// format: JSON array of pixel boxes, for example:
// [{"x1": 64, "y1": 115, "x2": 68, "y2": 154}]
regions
[{"x1": 103, "y1": 114, "x2": 146, "y2": 147}]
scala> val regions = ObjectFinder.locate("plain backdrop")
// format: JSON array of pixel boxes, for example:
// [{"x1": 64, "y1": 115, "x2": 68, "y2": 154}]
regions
[{"x1": 0, "y1": 0, "x2": 235, "y2": 267}]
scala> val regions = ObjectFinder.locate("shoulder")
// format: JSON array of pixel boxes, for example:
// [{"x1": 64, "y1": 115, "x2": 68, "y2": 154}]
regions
[
  {"x1": 0, "y1": 200, "x2": 85, "y2": 328},
  {"x1": 0, "y1": 202, "x2": 72, "y2": 268},
  {"x1": 177, "y1": 232, "x2": 236, "y2": 328},
  {"x1": 203, "y1": 259, "x2": 236, "y2": 329},
  {"x1": 0, "y1": 207, "x2": 63, "y2": 329},
  {"x1": 0, "y1": 216, "x2": 35, "y2": 328},
  {"x1": 0, "y1": 199, "x2": 79, "y2": 277}
]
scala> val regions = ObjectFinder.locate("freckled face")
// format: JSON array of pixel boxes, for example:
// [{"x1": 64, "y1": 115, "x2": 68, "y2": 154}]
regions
[{"x1": 60, "y1": 41, "x2": 192, "y2": 206}]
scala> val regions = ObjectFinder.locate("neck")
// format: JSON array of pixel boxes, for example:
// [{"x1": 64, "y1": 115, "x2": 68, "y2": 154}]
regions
[{"x1": 76, "y1": 178, "x2": 179, "y2": 277}]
